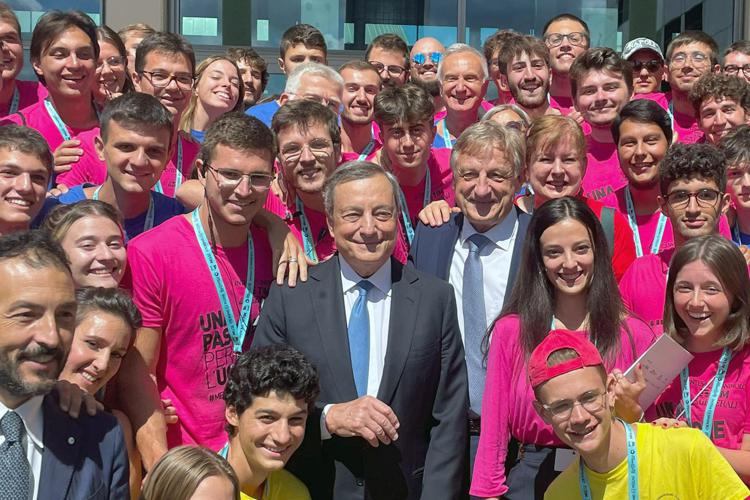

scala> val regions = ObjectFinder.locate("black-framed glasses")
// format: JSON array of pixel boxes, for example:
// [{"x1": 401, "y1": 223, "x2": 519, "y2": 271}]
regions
[
  {"x1": 632, "y1": 59, "x2": 663, "y2": 72},
  {"x1": 368, "y1": 61, "x2": 406, "y2": 76},
  {"x1": 412, "y1": 51, "x2": 443, "y2": 66},
  {"x1": 544, "y1": 32, "x2": 588, "y2": 48},
  {"x1": 205, "y1": 164, "x2": 274, "y2": 190},
  {"x1": 724, "y1": 64, "x2": 750, "y2": 77},
  {"x1": 665, "y1": 188, "x2": 721, "y2": 208},
  {"x1": 541, "y1": 391, "x2": 606, "y2": 420},
  {"x1": 139, "y1": 70, "x2": 194, "y2": 88}
]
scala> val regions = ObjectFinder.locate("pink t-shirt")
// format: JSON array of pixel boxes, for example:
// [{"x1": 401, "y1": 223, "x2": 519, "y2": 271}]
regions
[
  {"x1": 264, "y1": 191, "x2": 336, "y2": 262},
  {"x1": 583, "y1": 136, "x2": 628, "y2": 201},
  {"x1": 654, "y1": 344, "x2": 750, "y2": 451},
  {"x1": 392, "y1": 148, "x2": 455, "y2": 263},
  {"x1": 633, "y1": 92, "x2": 670, "y2": 111},
  {"x1": 7, "y1": 99, "x2": 98, "y2": 153},
  {"x1": 470, "y1": 315, "x2": 656, "y2": 498},
  {"x1": 668, "y1": 94, "x2": 704, "y2": 144},
  {"x1": 549, "y1": 94, "x2": 575, "y2": 115},
  {"x1": 340, "y1": 142, "x2": 381, "y2": 164},
  {"x1": 127, "y1": 214, "x2": 273, "y2": 450},
  {"x1": 0, "y1": 80, "x2": 45, "y2": 118},
  {"x1": 433, "y1": 99, "x2": 493, "y2": 123},
  {"x1": 601, "y1": 186, "x2": 676, "y2": 255}
]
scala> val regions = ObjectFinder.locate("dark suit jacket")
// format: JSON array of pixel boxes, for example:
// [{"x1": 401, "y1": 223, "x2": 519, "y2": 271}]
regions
[
  {"x1": 407, "y1": 208, "x2": 531, "y2": 305},
  {"x1": 254, "y1": 257, "x2": 468, "y2": 500},
  {"x1": 37, "y1": 394, "x2": 129, "y2": 500}
]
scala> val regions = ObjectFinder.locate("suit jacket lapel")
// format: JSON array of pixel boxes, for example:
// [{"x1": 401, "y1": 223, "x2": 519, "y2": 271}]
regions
[
  {"x1": 378, "y1": 260, "x2": 419, "y2": 403},
  {"x1": 310, "y1": 257, "x2": 359, "y2": 401},
  {"x1": 503, "y1": 207, "x2": 529, "y2": 309},
  {"x1": 38, "y1": 396, "x2": 82, "y2": 499}
]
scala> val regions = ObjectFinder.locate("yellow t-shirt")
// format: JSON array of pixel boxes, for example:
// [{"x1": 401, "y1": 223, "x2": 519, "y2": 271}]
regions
[
  {"x1": 239, "y1": 469, "x2": 311, "y2": 500},
  {"x1": 544, "y1": 423, "x2": 749, "y2": 500}
]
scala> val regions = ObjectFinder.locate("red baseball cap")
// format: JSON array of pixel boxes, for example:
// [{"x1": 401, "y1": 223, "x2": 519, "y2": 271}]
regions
[{"x1": 528, "y1": 329, "x2": 604, "y2": 389}]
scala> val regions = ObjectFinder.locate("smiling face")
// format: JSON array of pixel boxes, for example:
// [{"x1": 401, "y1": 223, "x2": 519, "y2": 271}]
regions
[
  {"x1": 617, "y1": 119, "x2": 669, "y2": 189},
  {"x1": 368, "y1": 46, "x2": 408, "y2": 88},
  {"x1": 673, "y1": 259, "x2": 733, "y2": 348},
  {"x1": 236, "y1": 59, "x2": 263, "y2": 107},
  {"x1": 93, "y1": 40, "x2": 127, "y2": 104},
  {"x1": 0, "y1": 259, "x2": 76, "y2": 407},
  {"x1": 574, "y1": 69, "x2": 632, "y2": 128},
  {"x1": 327, "y1": 174, "x2": 398, "y2": 277},
  {"x1": 59, "y1": 215, "x2": 126, "y2": 288},
  {"x1": 0, "y1": 18, "x2": 24, "y2": 81},
  {"x1": 409, "y1": 38, "x2": 444, "y2": 84},
  {"x1": 195, "y1": 59, "x2": 241, "y2": 117},
  {"x1": 659, "y1": 177, "x2": 729, "y2": 244},
  {"x1": 0, "y1": 148, "x2": 49, "y2": 234},
  {"x1": 726, "y1": 161, "x2": 750, "y2": 212},
  {"x1": 667, "y1": 41, "x2": 715, "y2": 95},
  {"x1": 340, "y1": 67, "x2": 380, "y2": 125},
  {"x1": 58, "y1": 310, "x2": 131, "y2": 395},
  {"x1": 540, "y1": 217, "x2": 594, "y2": 297},
  {"x1": 32, "y1": 27, "x2": 97, "y2": 100},
  {"x1": 277, "y1": 120, "x2": 339, "y2": 195},
  {"x1": 379, "y1": 118, "x2": 434, "y2": 172},
  {"x1": 440, "y1": 51, "x2": 488, "y2": 114},
  {"x1": 226, "y1": 390, "x2": 308, "y2": 476},
  {"x1": 698, "y1": 97, "x2": 750, "y2": 145},
  {"x1": 528, "y1": 137, "x2": 585, "y2": 205},
  {"x1": 506, "y1": 51, "x2": 551, "y2": 109},
  {"x1": 724, "y1": 50, "x2": 750, "y2": 84},
  {"x1": 133, "y1": 50, "x2": 194, "y2": 118},
  {"x1": 544, "y1": 19, "x2": 589, "y2": 75}
]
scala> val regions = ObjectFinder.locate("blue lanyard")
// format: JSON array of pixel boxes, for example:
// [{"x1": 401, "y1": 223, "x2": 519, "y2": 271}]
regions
[
  {"x1": 680, "y1": 347, "x2": 732, "y2": 437},
  {"x1": 624, "y1": 187, "x2": 667, "y2": 257},
  {"x1": 154, "y1": 139, "x2": 184, "y2": 195},
  {"x1": 43, "y1": 99, "x2": 72, "y2": 141},
  {"x1": 396, "y1": 169, "x2": 431, "y2": 244},
  {"x1": 295, "y1": 197, "x2": 319, "y2": 264},
  {"x1": 190, "y1": 209, "x2": 254, "y2": 353},
  {"x1": 8, "y1": 86, "x2": 19, "y2": 114},
  {"x1": 93, "y1": 185, "x2": 155, "y2": 236},
  {"x1": 357, "y1": 123, "x2": 377, "y2": 161},
  {"x1": 579, "y1": 419, "x2": 638, "y2": 500},
  {"x1": 438, "y1": 118, "x2": 453, "y2": 149}
]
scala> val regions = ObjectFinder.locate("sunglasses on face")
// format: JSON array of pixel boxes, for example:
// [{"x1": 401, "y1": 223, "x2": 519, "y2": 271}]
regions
[
  {"x1": 632, "y1": 59, "x2": 662, "y2": 73},
  {"x1": 412, "y1": 51, "x2": 443, "y2": 66}
]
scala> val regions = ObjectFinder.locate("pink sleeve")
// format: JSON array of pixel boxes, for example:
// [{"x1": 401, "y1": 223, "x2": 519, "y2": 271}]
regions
[
  {"x1": 470, "y1": 318, "x2": 515, "y2": 497},
  {"x1": 127, "y1": 241, "x2": 164, "y2": 329},
  {"x1": 56, "y1": 132, "x2": 105, "y2": 187}
]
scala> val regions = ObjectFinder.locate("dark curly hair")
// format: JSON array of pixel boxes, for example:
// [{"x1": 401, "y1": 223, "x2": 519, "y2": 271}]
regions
[
  {"x1": 689, "y1": 72, "x2": 750, "y2": 114},
  {"x1": 658, "y1": 142, "x2": 726, "y2": 196},
  {"x1": 223, "y1": 344, "x2": 319, "y2": 437}
]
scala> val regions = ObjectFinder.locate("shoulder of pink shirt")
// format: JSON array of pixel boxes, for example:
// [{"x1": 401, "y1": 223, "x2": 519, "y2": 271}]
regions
[{"x1": 632, "y1": 92, "x2": 669, "y2": 110}]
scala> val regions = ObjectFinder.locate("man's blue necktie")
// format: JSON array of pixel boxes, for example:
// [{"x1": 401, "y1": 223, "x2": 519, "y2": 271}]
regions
[{"x1": 349, "y1": 280, "x2": 374, "y2": 397}]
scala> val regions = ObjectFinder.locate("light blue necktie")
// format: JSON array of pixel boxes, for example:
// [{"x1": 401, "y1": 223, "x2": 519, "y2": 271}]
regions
[
  {"x1": 463, "y1": 233, "x2": 492, "y2": 414},
  {"x1": 349, "y1": 280, "x2": 374, "y2": 397},
  {"x1": 0, "y1": 411, "x2": 30, "y2": 500}
]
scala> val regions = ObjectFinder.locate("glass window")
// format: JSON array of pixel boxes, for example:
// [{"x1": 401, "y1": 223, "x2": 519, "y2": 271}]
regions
[{"x1": 5, "y1": 0, "x2": 102, "y2": 33}]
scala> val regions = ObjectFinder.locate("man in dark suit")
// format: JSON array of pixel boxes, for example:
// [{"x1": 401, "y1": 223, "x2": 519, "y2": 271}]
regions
[
  {"x1": 254, "y1": 161, "x2": 468, "y2": 500},
  {"x1": 0, "y1": 231, "x2": 129, "y2": 500},
  {"x1": 408, "y1": 121, "x2": 530, "y2": 486}
]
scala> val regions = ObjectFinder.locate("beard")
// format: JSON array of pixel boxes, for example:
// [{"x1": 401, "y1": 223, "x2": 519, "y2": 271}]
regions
[
  {"x1": 511, "y1": 79, "x2": 548, "y2": 109},
  {"x1": 0, "y1": 344, "x2": 64, "y2": 398}
]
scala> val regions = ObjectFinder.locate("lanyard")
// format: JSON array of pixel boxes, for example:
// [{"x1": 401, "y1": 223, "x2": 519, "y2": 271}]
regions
[
  {"x1": 8, "y1": 86, "x2": 19, "y2": 115},
  {"x1": 357, "y1": 123, "x2": 377, "y2": 161},
  {"x1": 680, "y1": 347, "x2": 732, "y2": 437},
  {"x1": 438, "y1": 118, "x2": 453, "y2": 149},
  {"x1": 154, "y1": 139, "x2": 184, "y2": 195},
  {"x1": 624, "y1": 187, "x2": 667, "y2": 257},
  {"x1": 731, "y1": 221, "x2": 747, "y2": 246},
  {"x1": 579, "y1": 419, "x2": 638, "y2": 500},
  {"x1": 190, "y1": 209, "x2": 254, "y2": 353},
  {"x1": 43, "y1": 99, "x2": 72, "y2": 141},
  {"x1": 396, "y1": 169, "x2": 431, "y2": 244},
  {"x1": 295, "y1": 197, "x2": 319, "y2": 264},
  {"x1": 93, "y1": 186, "x2": 155, "y2": 236}
]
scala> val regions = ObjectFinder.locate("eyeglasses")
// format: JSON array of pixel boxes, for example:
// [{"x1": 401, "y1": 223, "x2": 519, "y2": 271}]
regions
[
  {"x1": 412, "y1": 51, "x2": 443, "y2": 66},
  {"x1": 541, "y1": 391, "x2": 605, "y2": 421},
  {"x1": 670, "y1": 51, "x2": 709, "y2": 67},
  {"x1": 723, "y1": 64, "x2": 750, "y2": 77},
  {"x1": 368, "y1": 61, "x2": 406, "y2": 76},
  {"x1": 664, "y1": 188, "x2": 721, "y2": 208},
  {"x1": 139, "y1": 70, "x2": 194, "y2": 89},
  {"x1": 544, "y1": 32, "x2": 588, "y2": 48},
  {"x1": 632, "y1": 59, "x2": 663, "y2": 73},
  {"x1": 280, "y1": 139, "x2": 334, "y2": 163},
  {"x1": 205, "y1": 164, "x2": 274, "y2": 190},
  {"x1": 287, "y1": 92, "x2": 342, "y2": 114}
]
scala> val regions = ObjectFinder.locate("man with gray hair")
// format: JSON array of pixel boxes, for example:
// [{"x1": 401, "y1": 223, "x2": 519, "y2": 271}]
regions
[
  {"x1": 408, "y1": 121, "x2": 530, "y2": 485},
  {"x1": 254, "y1": 160, "x2": 468, "y2": 500},
  {"x1": 434, "y1": 43, "x2": 489, "y2": 148}
]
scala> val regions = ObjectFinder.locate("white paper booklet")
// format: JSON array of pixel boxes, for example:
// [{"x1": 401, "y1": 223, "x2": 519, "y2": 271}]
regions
[{"x1": 624, "y1": 333, "x2": 694, "y2": 409}]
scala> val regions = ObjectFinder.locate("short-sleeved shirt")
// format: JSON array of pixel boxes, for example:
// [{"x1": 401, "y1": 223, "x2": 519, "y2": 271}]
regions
[
  {"x1": 583, "y1": 136, "x2": 628, "y2": 202},
  {"x1": 263, "y1": 191, "x2": 336, "y2": 262},
  {"x1": 245, "y1": 100, "x2": 280, "y2": 128},
  {"x1": 239, "y1": 469, "x2": 311, "y2": 500},
  {"x1": 7, "y1": 99, "x2": 99, "y2": 153},
  {"x1": 544, "y1": 424, "x2": 749, "y2": 499},
  {"x1": 127, "y1": 214, "x2": 273, "y2": 449},
  {"x1": 0, "y1": 80, "x2": 45, "y2": 118}
]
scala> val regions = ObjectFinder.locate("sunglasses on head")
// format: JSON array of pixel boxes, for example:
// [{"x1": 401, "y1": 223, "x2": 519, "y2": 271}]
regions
[
  {"x1": 632, "y1": 59, "x2": 663, "y2": 72},
  {"x1": 412, "y1": 51, "x2": 443, "y2": 66}
]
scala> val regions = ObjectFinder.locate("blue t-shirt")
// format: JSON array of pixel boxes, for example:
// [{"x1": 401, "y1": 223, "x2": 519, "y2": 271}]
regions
[
  {"x1": 245, "y1": 100, "x2": 280, "y2": 128},
  {"x1": 190, "y1": 129, "x2": 205, "y2": 143}
]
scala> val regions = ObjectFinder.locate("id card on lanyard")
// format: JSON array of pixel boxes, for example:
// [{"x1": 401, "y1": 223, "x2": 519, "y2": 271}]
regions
[
  {"x1": 680, "y1": 347, "x2": 732, "y2": 437},
  {"x1": 396, "y1": 169, "x2": 431, "y2": 244},
  {"x1": 579, "y1": 419, "x2": 638, "y2": 500},
  {"x1": 8, "y1": 86, "x2": 19, "y2": 115},
  {"x1": 155, "y1": 139, "x2": 184, "y2": 195},
  {"x1": 191, "y1": 209, "x2": 254, "y2": 352},
  {"x1": 625, "y1": 187, "x2": 667, "y2": 257}
]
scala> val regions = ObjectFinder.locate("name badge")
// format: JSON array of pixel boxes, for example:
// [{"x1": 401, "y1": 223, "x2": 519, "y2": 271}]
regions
[{"x1": 554, "y1": 448, "x2": 578, "y2": 471}]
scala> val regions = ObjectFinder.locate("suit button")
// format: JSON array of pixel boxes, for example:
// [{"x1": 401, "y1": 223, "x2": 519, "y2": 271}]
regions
[{"x1": 356, "y1": 479, "x2": 364, "y2": 487}]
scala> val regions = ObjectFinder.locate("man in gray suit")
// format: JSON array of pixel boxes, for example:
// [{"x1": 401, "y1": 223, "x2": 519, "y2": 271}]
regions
[{"x1": 254, "y1": 161, "x2": 468, "y2": 500}]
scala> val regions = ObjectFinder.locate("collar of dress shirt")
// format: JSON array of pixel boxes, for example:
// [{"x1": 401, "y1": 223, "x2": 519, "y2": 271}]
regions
[
  {"x1": 460, "y1": 207, "x2": 518, "y2": 252},
  {"x1": 339, "y1": 254, "x2": 392, "y2": 296},
  {"x1": 0, "y1": 395, "x2": 45, "y2": 450}
]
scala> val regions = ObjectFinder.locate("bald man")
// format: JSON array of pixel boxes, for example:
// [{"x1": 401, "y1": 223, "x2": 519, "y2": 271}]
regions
[{"x1": 410, "y1": 37, "x2": 446, "y2": 114}]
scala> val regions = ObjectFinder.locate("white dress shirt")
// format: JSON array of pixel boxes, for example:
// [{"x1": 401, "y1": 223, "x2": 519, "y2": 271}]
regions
[
  {"x1": 321, "y1": 256, "x2": 393, "y2": 439},
  {"x1": 449, "y1": 210, "x2": 519, "y2": 342},
  {"x1": 0, "y1": 396, "x2": 45, "y2": 500}
]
